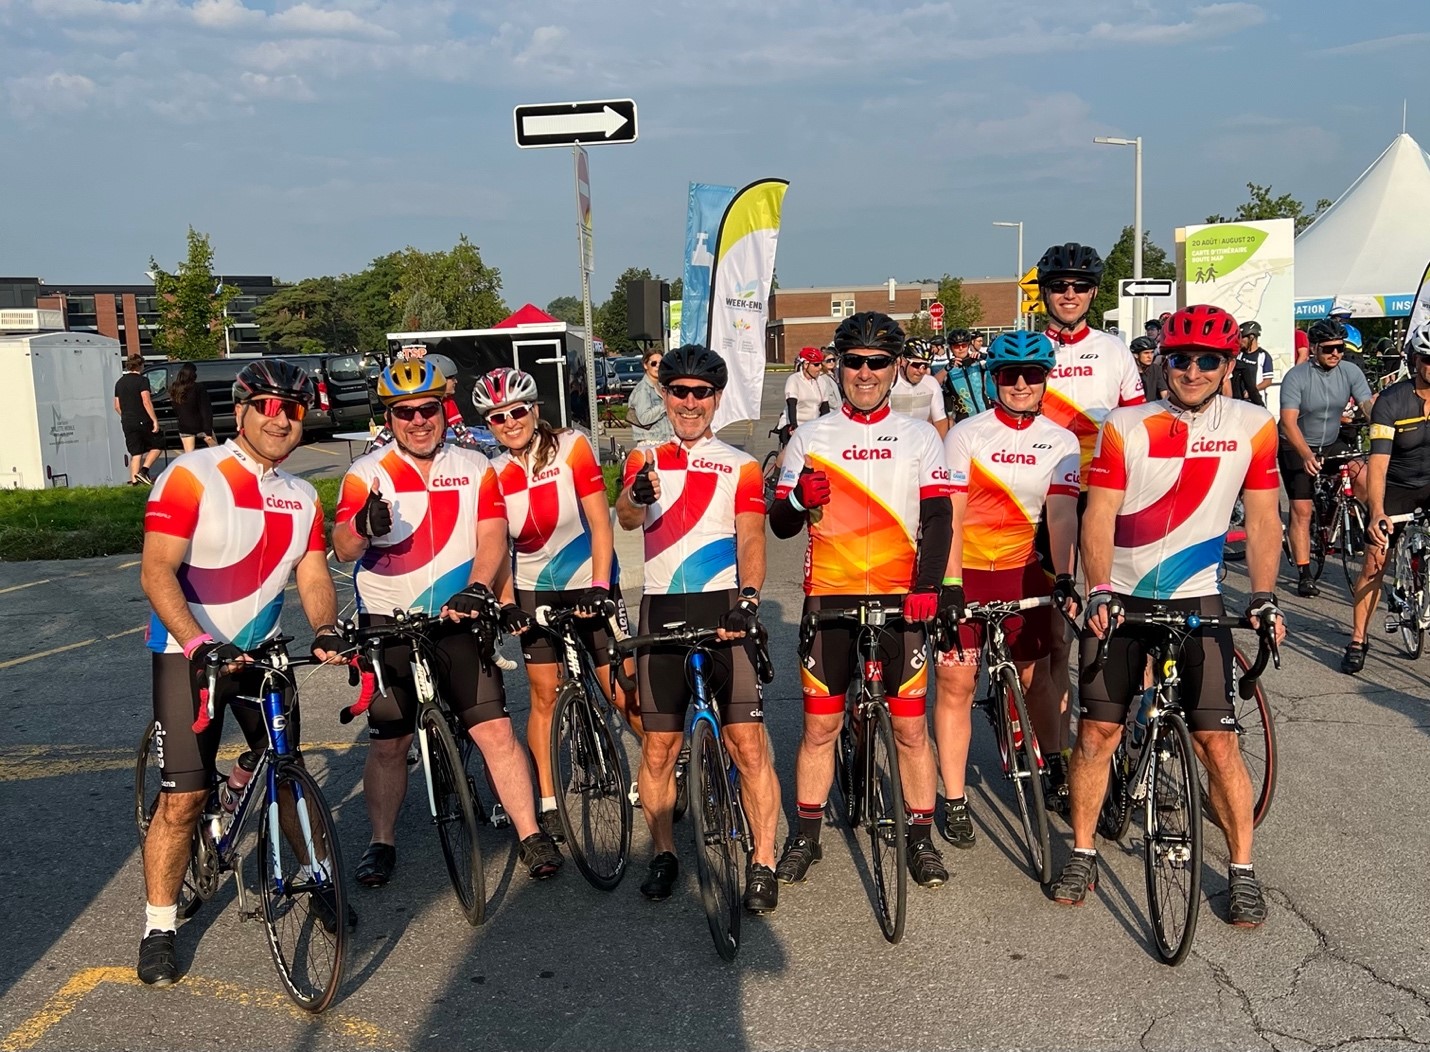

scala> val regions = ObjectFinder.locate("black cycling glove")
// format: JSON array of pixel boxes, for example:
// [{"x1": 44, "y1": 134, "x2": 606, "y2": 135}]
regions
[
  {"x1": 572, "y1": 586, "x2": 610, "y2": 617},
  {"x1": 500, "y1": 603, "x2": 535, "y2": 635},
  {"x1": 444, "y1": 582, "x2": 495, "y2": 618},
  {"x1": 718, "y1": 598, "x2": 760, "y2": 636},
  {"x1": 352, "y1": 484, "x2": 392, "y2": 539},
  {"x1": 629, "y1": 464, "x2": 658, "y2": 507}
]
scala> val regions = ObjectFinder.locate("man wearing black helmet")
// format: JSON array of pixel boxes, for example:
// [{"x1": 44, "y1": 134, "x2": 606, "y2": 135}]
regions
[
  {"x1": 615, "y1": 344, "x2": 783, "y2": 914},
  {"x1": 1130, "y1": 336, "x2": 1165, "y2": 400},
  {"x1": 1033, "y1": 242, "x2": 1146, "y2": 812},
  {"x1": 769, "y1": 311, "x2": 954, "y2": 892},
  {"x1": 942, "y1": 328, "x2": 990, "y2": 422},
  {"x1": 1278, "y1": 318, "x2": 1374, "y2": 597},
  {"x1": 1231, "y1": 321, "x2": 1274, "y2": 407},
  {"x1": 136, "y1": 359, "x2": 348, "y2": 988}
]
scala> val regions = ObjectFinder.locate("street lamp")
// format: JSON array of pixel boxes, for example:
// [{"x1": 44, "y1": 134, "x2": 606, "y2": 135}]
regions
[
  {"x1": 993, "y1": 221, "x2": 1023, "y2": 330},
  {"x1": 1094, "y1": 135, "x2": 1143, "y2": 331}
]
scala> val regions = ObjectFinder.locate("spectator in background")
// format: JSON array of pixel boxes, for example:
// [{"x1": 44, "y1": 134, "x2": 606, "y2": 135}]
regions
[
  {"x1": 1294, "y1": 328, "x2": 1310, "y2": 365},
  {"x1": 627, "y1": 348, "x2": 674, "y2": 445},
  {"x1": 1131, "y1": 336, "x2": 1166, "y2": 400},
  {"x1": 114, "y1": 354, "x2": 162, "y2": 485},
  {"x1": 168, "y1": 362, "x2": 216, "y2": 453},
  {"x1": 1146, "y1": 317, "x2": 1164, "y2": 346},
  {"x1": 1231, "y1": 321, "x2": 1274, "y2": 407},
  {"x1": 969, "y1": 332, "x2": 986, "y2": 359}
]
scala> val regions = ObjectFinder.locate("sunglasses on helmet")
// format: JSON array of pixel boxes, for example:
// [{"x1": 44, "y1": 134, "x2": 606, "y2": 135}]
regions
[
  {"x1": 247, "y1": 397, "x2": 306, "y2": 422},
  {"x1": 389, "y1": 401, "x2": 444, "y2": 422}
]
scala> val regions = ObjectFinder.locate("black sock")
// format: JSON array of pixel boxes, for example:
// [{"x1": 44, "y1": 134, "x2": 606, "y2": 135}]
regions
[
  {"x1": 907, "y1": 807, "x2": 934, "y2": 843},
  {"x1": 795, "y1": 801, "x2": 824, "y2": 840}
]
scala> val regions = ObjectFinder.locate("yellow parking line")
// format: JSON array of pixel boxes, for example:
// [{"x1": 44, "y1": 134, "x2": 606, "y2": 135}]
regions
[
  {"x1": 0, "y1": 560, "x2": 141, "y2": 596},
  {"x1": 306, "y1": 445, "x2": 340, "y2": 456},
  {"x1": 0, "y1": 741, "x2": 365, "y2": 783},
  {"x1": 1, "y1": 965, "x2": 393, "y2": 1050}
]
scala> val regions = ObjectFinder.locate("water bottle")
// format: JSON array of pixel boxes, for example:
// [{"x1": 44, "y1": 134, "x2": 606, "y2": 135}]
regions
[
  {"x1": 1130, "y1": 687, "x2": 1156, "y2": 749},
  {"x1": 221, "y1": 750, "x2": 257, "y2": 812}
]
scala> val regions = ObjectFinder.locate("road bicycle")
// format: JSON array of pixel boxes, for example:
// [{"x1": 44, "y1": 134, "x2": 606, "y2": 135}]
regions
[
  {"x1": 614, "y1": 620, "x2": 774, "y2": 961},
  {"x1": 1384, "y1": 509, "x2": 1430, "y2": 658},
  {"x1": 134, "y1": 637, "x2": 349, "y2": 1011},
  {"x1": 533, "y1": 601, "x2": 634, "y2": 891},
  {"x1": 1095, "y1": 607, "x2": 1278, "y2": 965},
  {"x1": 759, "y1": 427, "x2": 786, "y2": 505},
  {"x1": 800, "y1": 601, "x2": 917, "y2": 944},
  {"x1": 1282, "y1": 451, "x2": 1368, "y2": 591},
  {"x1": 941, "y1": 597, "x2": 1055, "y2": 884},
  {"x1": 339, "y1": 604, "x2": 505, "y2": 926}
]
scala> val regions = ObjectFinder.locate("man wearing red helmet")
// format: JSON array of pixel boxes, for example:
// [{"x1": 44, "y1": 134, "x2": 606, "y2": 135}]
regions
[{"x1": 1051, "y1": 304, "x2": 1286, "y2": 931}]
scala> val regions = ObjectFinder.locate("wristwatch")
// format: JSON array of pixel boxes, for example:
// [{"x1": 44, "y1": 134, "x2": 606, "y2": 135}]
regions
[{"x1": 738, "y1": 586, "x2": 760, "y2": 603}]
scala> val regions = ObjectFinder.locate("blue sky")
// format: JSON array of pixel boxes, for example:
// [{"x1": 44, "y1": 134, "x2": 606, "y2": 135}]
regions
[{"x1": 1, "y1": 0, "x2": 1426, "y2": 308}]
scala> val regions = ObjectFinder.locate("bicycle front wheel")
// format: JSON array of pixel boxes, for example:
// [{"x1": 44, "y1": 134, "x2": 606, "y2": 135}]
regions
[
  {"x1": 134, "y1": 722, "x2": 217, "y2": 919},
  {"x1": 551, "y1": 682, "x2": 632, "y2": 891},
  {"x1": 865, "y1": 704, "x2": 907, "y2": 944},
  {"x1": 689, "y1": 719, "x2": 742, "y2": 961},
  {"x1": 258, "y1": 762, "x2": 348, "y2": 1012},
  {"x1": 1143, "y1": 713, "x2": 1202, "y2": 966},
  {"x1": 997, "y1": 668, "x2": 1052, "y2": 884},
  {"x1": 420, "y1": 707, "x2": 485, "y2": 925}
]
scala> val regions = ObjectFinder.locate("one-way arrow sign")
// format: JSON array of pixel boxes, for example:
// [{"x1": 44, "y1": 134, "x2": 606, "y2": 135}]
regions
[
  {"x1": 514, "y1": 99, "x2": 638, "y2": 149},
  {"x1": 1121, "y1": 278, "x2": 1175, "y2": 297}
]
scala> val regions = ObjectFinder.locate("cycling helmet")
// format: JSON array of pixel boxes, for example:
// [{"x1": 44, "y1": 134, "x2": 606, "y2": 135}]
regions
[
  {"x1": 982, "y1": 331, "x2": 1056, "y2": 409},
  {"x1": 1308, "y1": 318, "x2": 1347, "y2": 346},
  {"x1": 903, "y1": 338, "x2": 932, "y2": 362},
  {"x1": 1163, "y1": 305, "x2": 1239, "y2": 354},
  {"x1": 233, "y1": 358, "x2": 314, "y2": 407},
  {"x1": 1130, "y1": 336, "x2": 1158, "y2": 353},
  {"x1": 377, "y1": 358, "x2": 446, "y2": 405},
  {"x1": 832, "y1": 311, "x2": 905, "y2": 356},
  {"x1": 1405, "y1": 326, "x2": 1430, "y2": 360},
  {"x1": 1329, "y1": 304, "x2": 1354, "y2": 319},
  {"x1": 1239, "y1": 320, "x2": 1262, "y2": 339},
  {"x1": 426, "y1": 353, "x2": 459, "y2": 380},
  {"x1": 1343, "y1": 323, "x2": 1363, "y2": 352},
  {"x1": 1036, "y1": 243, "x2": 1104, "y2": 284},
  {"x1": 472, "y1": 367, "x2": 539, "y2": 414},
  {"x1": 797, "y1": 346, "x2": 824, "y2": 366},
  {"x1": 946, "y1": 327, "x2": 973, "y2": 346},
  {"x1": 658, "y1": 344, "x2": 728, "y2": 390}
]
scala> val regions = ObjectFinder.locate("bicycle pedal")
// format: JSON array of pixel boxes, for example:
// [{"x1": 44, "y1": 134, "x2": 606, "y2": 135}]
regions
[{"x1": 1386, "y1": 618, "x2": 1401, "y2": 633}]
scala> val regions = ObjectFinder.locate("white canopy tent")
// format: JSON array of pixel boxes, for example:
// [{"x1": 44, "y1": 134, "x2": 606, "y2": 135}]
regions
[{"x1": 1294, "y1": 132, "x2": 1430, "y2": 319}]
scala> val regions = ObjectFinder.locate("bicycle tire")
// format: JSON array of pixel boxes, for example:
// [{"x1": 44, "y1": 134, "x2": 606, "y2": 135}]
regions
[
  {"x1": 997, "y1": 668, "x2": 1052, "y2": 884},
  {"x1": 258, "y1": 762, "x2": 348, "y2": 1012},
  {"x1": 689, "y1": 719, "x2": 742, "y2": 961},
  {"x1": 420, "y1": 707, "x2": 485, "y2": 925},
  {"x1": 1097, "y1": 742, "x2": 1133, "y2": 842},
  {"x1": 760, "y1": 449, "x2": 780, "y2": 505},
  {"x1": 833, "y1": 696, "x2": 864, "y2": 827},
  {"x1": 551, "y1": 681, "x2": 632, "y2": 891},
  {"x1": 1393, "y1": 540, "x2": 1426, "y2": 659},
  {"x1": 864, "y1": 704, "x2": 907, "y2": 944},
  {"x1": 1143, "y1": 712, "x2": 1202, "y2": 966},
  {"x1": 1224, "y1": 647, "x2": 1277, "y2": 829},
  {"x1": 134, "y1": 723, "x2": 216, "y2": 919},
  {"x1": 1338, "y1": 500, "x2": 1368, "y2": 596}
]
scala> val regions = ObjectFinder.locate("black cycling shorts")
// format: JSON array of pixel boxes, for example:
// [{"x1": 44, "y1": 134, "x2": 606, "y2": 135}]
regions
[
  {"x1": 515, "y1": 587, "x2": 630, "y2": 667},
  {"x1": 1278, "y1": 438, "x2": 1351, "y2": 502},
  {"x1": 636, "y1": 591, "x2": 762, "y2": 734},
  {"x1": 1077, "y1": 594, "x2": 1236, "y2": 735},
  {"x1": 800, "y1": 594, "x2": 929, "y2": 719},
  {"x1": 123, "y1": 420, "x2": 160, "y2": 457},
  {"x1": 359, "y1": 613, "x2": 508, "y2": 740},
  {"x1": 151, "y1": 651, "x2": 300, "y2": 794}
]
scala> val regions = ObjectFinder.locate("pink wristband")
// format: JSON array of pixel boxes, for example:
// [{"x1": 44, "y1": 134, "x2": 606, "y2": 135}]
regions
[
  {"x1": 1090, "y1": 583, "x2": 1112, "y2": 595},
  {"x1": 591, "y1": 579, "x2": 610, "y2": 590},
  {"x1": 182, "y1": 633, "x2": 214, "y2": 659}
]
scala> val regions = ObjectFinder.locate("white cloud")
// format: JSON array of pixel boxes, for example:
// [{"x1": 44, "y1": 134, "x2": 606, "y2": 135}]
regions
[
  {"x1": 190, "y1": 0, "x2": 260, "y2": 29},
  {"x1": 270, "y1": 3, "x2": 395, "y2": 41},
  {"x1": 238, "y1": 70, "x2": 315, "y2": 101},
  {"x1": 1316, "y1": 32, "x2": 1430, "y2": 56},
  {"x1": 3, "y1": 69, "x2": 97, "y2": 115}
]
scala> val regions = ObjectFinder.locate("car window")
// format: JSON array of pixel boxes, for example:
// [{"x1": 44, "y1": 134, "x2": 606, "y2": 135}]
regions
[
  {"x1": 326, "y1": 354, "x2": 361, "y2": 381},
  {"x1": 146, "y1": 369, "x2": 169, "y2": 396}
]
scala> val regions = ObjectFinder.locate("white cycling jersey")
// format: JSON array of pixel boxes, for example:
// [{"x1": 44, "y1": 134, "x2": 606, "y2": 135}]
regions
[
  {"x1": 1042, "y1": 325, "x2": 1145, "y2": 481},
  {"x1": 889, "y1": 372, "x2": 948, "y2": 426}
]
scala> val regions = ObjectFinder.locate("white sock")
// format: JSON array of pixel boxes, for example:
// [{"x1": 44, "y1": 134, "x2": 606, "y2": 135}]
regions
[
  {"x1": 540, "y1": 796, "x2": 557, "y2": 812},
  {"x1": 145, "y1": 902, "x2": 178, "y2": 936}
]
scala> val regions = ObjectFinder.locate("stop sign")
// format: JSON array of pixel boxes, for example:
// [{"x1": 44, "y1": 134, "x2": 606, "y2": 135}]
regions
[{"x1": 928, "y1": 302, "x2": 944, "y2": 322}]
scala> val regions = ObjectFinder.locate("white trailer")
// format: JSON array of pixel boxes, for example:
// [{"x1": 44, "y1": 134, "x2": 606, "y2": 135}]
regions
[{"x1": 0, "y1": 331, "x2": 127, "y2": 489}]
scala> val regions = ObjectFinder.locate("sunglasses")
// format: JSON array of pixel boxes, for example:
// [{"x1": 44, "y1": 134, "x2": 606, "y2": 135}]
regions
[
  {"x1": 665, "y1": 383, "x2": 718, "y2": 401},
  {"x1": 904, "y1": 360, "x2": 931, "y2": 370},
  {"x1": 1043, "y1": 280, "x2": 1097, "y2": 295},
  {"x1": 1317, "y1": 344, "x2": 1346, "y2": 356},
  {"x1": 994, "y1": 364, "x2": 1049, "y2": 387},
  {"x1": 645, "y1": 360, "x2": 661, "y2": 369},
  {"x1": 487, "y1": 404, "x2": 533, "y2": 425},
  {"x1": 1165, "y1": 352, "x2": 1230, "y2": 372},
  {"x1": 389, "y1": 401, "x2": 444, "y2": 422},
  {"x1": 248, "y1": 397, "x2": 306, "y2": 422},
  {"x1": 841, "y1": 353, "x2": 896, "y2": 371}
]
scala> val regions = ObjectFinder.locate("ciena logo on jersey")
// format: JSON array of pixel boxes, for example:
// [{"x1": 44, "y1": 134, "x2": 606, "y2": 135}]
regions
[
  {"x1": 991, "y1": 451, "x2": 1037, "y2": 465},
  {"x1": 842, "y1": 447, "x2": 892, "y2": 461},
  {"x1": 431, "y1": 474, "x2": 470, "y2": 488},
  {"x1": 265, "y1": 495, "x2": 305, "y2": 511},
  {"x1": 1050, "y1": 365, "x2": 1094, "y2": 379},
  {"x1": 1189, "y1": 438, "x2": 1239, "y2": 454},
  {"x1": 691, "y1": 458, "x2": 732, "y2": 474}
]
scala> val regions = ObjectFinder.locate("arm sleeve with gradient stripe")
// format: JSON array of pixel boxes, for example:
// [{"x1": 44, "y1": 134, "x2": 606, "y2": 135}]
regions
[
  {"x1": 568, "y1": 433, "x2": 606, "y2": 499},
  {"x1": 1087, "y1": 414, "x2": 1129, "y2": 490},
  {"x1": 1243, "y1": 415, "x2": 1282, "y2": 491}
]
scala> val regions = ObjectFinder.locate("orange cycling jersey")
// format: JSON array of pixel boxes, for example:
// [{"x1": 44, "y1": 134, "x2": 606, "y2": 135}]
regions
[{"x1": 1042, "y1": 326, "x2": 1145, "y2": 483}]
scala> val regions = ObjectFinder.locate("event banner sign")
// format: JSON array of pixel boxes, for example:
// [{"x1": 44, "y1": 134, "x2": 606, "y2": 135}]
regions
[
  {"x1": 1181, "y1": 219, "x2": 1295, "y2": 380},
  {"x1": 708, "y1": 179, "x2": 789, "y2": 430},
  {"x1": 679, "y1": 183, "x2": 736, "y2": 348}
]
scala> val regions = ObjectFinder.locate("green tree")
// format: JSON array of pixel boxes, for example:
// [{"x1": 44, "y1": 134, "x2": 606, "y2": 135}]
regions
[
  {"x1": 904, "y1": 312, "x2": 933, "y2": 338},
  {"x1": 149, "y1": 227, "x2": 237, "y2": 360},
  {"x1": 346, "y1": 252, "x2": 403, "y2": 352},
  {"x1": 391, "y1": 234, "x2": 506, "y2": 331},
  {"x1": 401, "y1": 288, "x2": 449, "y2": 331},
  {"x1": 545, "y1": 295, "x2": 584, "y2": 326},
  {"x1": 934, "y1": 275, "x2": 983, "y2": 331},
  {"x1": 254, "y1": 276, "x2": 358, "y2": 354},
  {"x1": 1089, "y1": 226, "x2": 1178, "y2": 328},
  {"x1": 1205, "y1": 182, "x2": 1333, "y2": 236}
]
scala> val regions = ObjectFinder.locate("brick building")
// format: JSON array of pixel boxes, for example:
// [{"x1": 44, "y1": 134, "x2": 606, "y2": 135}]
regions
[{"x1": 766, "y1": 278, "x2": 1020, "y2": 363}]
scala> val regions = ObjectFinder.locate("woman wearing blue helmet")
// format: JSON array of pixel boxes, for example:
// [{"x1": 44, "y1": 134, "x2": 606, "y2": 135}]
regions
[{"x1": 932, "y1": 330, "x2": 1083, "y2": 851}]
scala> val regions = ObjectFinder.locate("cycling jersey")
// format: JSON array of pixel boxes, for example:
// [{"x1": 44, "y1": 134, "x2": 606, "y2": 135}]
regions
[
  {"x1": 336, "y1": 443, "x2": 505, "y2": 615},
  {"x1": 946, "y1": 406, "x2": 1080, "y2": 571},
  {"x1": 944, "y1": 358, "x2": 990, "y2": 419},
  {"x1": 781, "y1": 370, "x2": 839, "y2": 427},
  {"x1": 490, "y1": 429, "x2": 609, "y2": 591},
  {"x1": 144, "y1": 441, "x2": 325, "y2": 654},
  {"x1": 889, "y1": 372, "x2": 948, "y2": 427},
  {"x1": 1088, "y1": 398, "x2": 1279, "y2": 600},
  {"x1": 1279, "y1": 360, "x2": 1372, "y2": 447},
  {"x1": 1369, "y1": 378, "x2": 1430, "y2": 489},
  {"x1": 621, "y1": 436, "x2": 764, "y2": 594},
  {"x1": 1042, "y1": 326, "x2": 1146, "y2": 480},
  {"x1": 776, "y1": 404, "x2": 952, "y2": 595}
]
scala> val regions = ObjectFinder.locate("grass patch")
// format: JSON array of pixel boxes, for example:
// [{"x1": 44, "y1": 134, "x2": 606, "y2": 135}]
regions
[{"x1": 602, "y1": 464, "x2": 622, "y2": 505}]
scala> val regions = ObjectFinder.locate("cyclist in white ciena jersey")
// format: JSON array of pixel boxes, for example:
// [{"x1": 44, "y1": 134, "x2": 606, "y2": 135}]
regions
[{"x1": 889, "y1": 337, "x2": 950, "y2": 438}]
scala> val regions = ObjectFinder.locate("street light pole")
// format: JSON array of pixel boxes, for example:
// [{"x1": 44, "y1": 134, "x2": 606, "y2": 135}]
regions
[
  {"x1": 993, "y1": 221, "x2": 1023, "y2": 330},
  {"x1": 1094, "y1": 135, "x2": 1144, "y2": 330}
]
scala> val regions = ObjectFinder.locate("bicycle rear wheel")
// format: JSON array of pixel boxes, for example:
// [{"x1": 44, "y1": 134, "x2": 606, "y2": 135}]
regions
[
  {"x1": 997, "y1": 668, "x2": 1052, "y2": 884},
  {"x1": 1338, "y1": 500, "x2": 1368, "y2": 595},
  {"x1": 551, "y1": 682, "x2": 632, "y2": 891},
  {"x1": 258, "y1": 762, "x2": 347, "y2": 1012},
  {"x1": 420, "y1": 707, "x2": 485, "y2": 925},
  {"x1": 864, "y1": 704, "x2": 907, "y2": 944},
  {"x1": 134, "y1": 722, "x2": 217, "y2": 919},
  {"x1": 1394, "y1": 543, "x2": 1426, "y2": 659},
  {"x1": 761, "y1": 449, "x2": 780, "y2": 505},
  {"x1": 1225, "y1": 647, "x2": 1277, "y2": 829},
  {"x1": 833, "y1": 705, "x2": 864, "y2": 827},
  {"x1": 1097, "y1": 742, "x2": 1133, "y2": 842},
  {"x1": 689, "y1": 719, "x2": 741, "y2": 961},
  {"x1": 1143, "y1": 713, "x2": 1202, "y2": 966}
]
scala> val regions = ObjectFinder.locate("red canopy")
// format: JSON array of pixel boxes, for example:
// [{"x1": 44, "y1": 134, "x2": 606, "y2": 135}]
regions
[{"x1": 493, "y1": 303, "x2": 560, "y2": 328}]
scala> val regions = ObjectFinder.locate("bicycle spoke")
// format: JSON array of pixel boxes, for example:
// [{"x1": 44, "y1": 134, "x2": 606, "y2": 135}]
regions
[
  {"x1": 422, "y1": 709, "x2": 484, "y2": 926},
  {"x1": 690, "y1": 720, "x2": 741, "y2": 960},
  {"x1": 552, "y1": 684, "x2": 631, "y2": 891},
  {"x1": 1143, "y1": 714, "x2": 1202, "y2": 966},
  {"x1": 865, "y1": 705, "x2": 907, "y2": 944}
]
